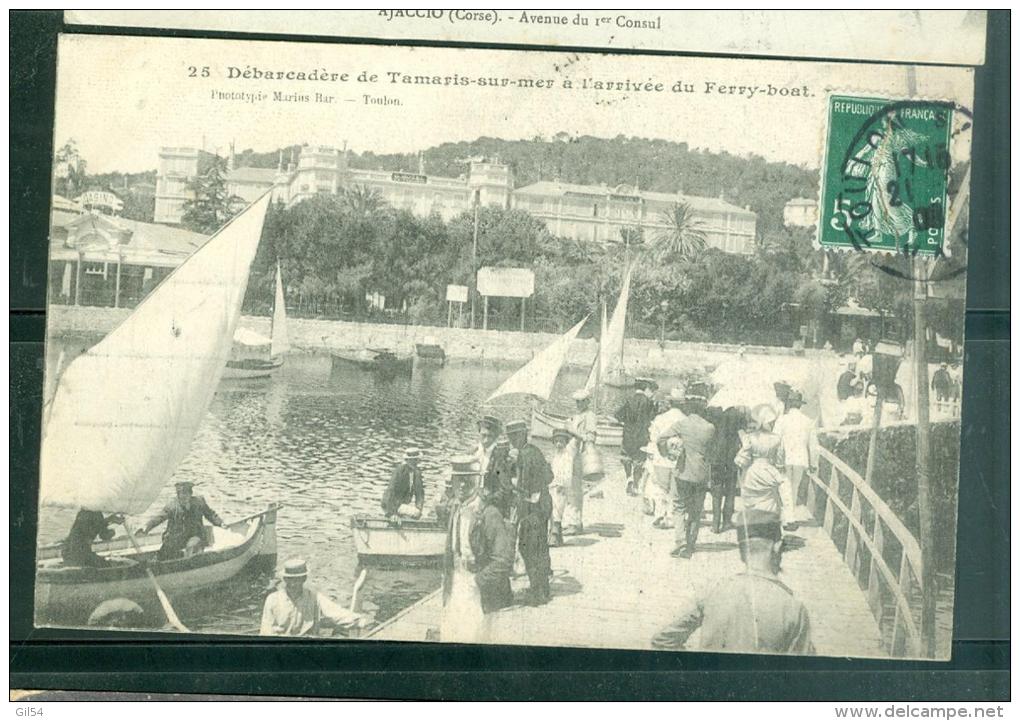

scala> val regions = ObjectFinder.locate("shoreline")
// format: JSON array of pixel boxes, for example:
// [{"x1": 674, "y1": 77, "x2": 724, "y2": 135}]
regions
[{"x1": 46, "y1": 303, "x2": 835, "y2": 375}]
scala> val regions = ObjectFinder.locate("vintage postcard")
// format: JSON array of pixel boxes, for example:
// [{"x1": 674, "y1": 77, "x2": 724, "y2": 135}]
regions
[
  {"x1": 66, "y1": 10, "x2": 988, "y2": 66},
  {"x1": 37, "y1": 32, "x2": 973, "y2": 660}
]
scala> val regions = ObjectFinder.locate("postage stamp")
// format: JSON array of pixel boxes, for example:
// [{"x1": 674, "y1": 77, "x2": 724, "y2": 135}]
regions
[{"x1": 817, "y1": 94, "x2": 955, "y2": 256}]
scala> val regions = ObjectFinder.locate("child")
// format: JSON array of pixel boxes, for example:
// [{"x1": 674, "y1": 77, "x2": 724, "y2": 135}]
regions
[{"x1": 548, "y1": 428, "x2": 574, "y2": 547}]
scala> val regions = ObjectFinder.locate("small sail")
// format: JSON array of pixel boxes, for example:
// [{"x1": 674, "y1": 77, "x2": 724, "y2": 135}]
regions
[
  {"x1": 602, "y1": 265, "x2": 632, "y2": 376},
  {"x1": 39, "y1": 195, "x2": 272, "y2": 514},
  {"x1": 270, "y1": 262, "x2": 290, "y2": 358},
  {"x1": 486, "y1": 316, "x2": 588, "y2": 403},
  {"x1": 584, "y1": 302, "x2": 608, "y2": 394}
]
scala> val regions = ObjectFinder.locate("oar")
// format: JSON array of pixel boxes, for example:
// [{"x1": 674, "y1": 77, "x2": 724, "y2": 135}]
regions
[
  {"x1": 345, "y1": 568, "x2": 370, "y2": 639},
  {"x1": 349, "y1": 567, "x2": 368, "y2": 614},
  {"x1": 226, "y1": 504, "x2": 283, "y2": 530},
  {"x1": 122, "y1": 520, "x2": 190, "y2": 633}
]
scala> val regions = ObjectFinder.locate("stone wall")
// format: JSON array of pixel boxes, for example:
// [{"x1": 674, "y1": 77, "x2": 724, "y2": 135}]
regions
[{"x1": 46, "y1": 303, "x2": 828, "y2": 376}]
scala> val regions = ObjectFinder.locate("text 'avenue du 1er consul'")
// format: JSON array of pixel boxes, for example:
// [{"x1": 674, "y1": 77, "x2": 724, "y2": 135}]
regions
[{"x1": 199, "y1": 66, "x2": 813, "y2": 102}]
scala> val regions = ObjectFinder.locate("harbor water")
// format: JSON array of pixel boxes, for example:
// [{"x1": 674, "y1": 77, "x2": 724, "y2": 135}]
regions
[{"x1": 38, "y1": 339, "x2": 672, "y2": 634}]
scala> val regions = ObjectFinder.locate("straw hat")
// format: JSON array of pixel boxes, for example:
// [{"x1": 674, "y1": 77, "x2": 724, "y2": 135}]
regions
[{"x1": 281, "y1": 558, "x2": 309, "y2": 578}]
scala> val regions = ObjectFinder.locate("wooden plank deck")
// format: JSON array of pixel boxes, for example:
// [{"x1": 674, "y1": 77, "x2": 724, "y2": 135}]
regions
[{"x1": 368, "y1": 468, "x2": 887, "y2": 658}]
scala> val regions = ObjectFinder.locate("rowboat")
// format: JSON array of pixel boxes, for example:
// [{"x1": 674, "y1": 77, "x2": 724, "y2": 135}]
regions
[
  {"x1": 35, "y1": 505, "x2": 279, "y2": 623},
  {"x1": 350, "y1": 515, "x2": 446, "y2": 565},
  {"x1": 414, "y1": 343, "x2": 446, "y2": 365},
  {"x1": 529, "y1": 407, "x2": 624, "y2": 447},
  {"x1": 223, "y1": 357, "x2": 284, "y2": 380},
  {"x1": 331, "y1": 349, "x2": 413, "y2": 376},
  {"x1": 38, "y1": 195, "x2": 274, "y2": 630},
  {"x1": 223, "y1": 262, "x2": 290, "y2": 380}
]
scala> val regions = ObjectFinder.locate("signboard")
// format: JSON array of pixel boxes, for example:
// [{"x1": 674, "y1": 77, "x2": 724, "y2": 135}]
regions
[
  {"x1": 477, "y1": 267, "x2": 535, "y2": 298},
  {"x1": 392, "y1": 172, "x2": 427, "y2": 184},
  {"x1": 446, "y1": 284, "x2": 468, "y2": 303},
  {"x1": 75, "y1": 190, "x2": 124, "y2": 212}
]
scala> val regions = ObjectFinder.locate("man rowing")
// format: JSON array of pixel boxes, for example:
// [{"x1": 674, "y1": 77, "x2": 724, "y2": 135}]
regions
[
  {"x1": 61, "y1": 509, "x2": 124, "y2": 567},
  {"x1": 136, "y1": 481, "x2": 227, "y2": 560}
]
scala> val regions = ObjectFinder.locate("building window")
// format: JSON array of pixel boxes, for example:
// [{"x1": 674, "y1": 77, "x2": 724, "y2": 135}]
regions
[{"x1": 83, "y1": 262, "x2": 107, "y2": 278}]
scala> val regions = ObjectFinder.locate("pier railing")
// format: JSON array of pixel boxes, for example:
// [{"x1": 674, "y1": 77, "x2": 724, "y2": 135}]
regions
[{"x1": 805, "y1": 445, "x2": 924, "y2": 657}]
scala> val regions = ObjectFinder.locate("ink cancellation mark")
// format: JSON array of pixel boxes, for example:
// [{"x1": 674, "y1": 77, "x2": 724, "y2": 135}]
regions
[{"x1": 817, "y1": 95, "x2": 963, "y2": 258}]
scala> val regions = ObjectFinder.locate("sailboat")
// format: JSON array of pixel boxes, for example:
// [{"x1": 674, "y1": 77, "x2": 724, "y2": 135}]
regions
[
  {"x1": 36, "y1": 195, "x2": 279, "y2": 624},
  {"x1": 223, "y1": 261, "x2": 290, "y2": 379},
  {"x1": 599, "y1": 264, "x2": 635, "y2": 389},
  {"x1": 526, "y1": 266, "x2": 635, "y2": 447}
]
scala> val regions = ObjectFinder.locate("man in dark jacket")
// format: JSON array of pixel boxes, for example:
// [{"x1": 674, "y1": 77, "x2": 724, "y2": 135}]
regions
[
  {"x1": 381, "y1": 447, "x2": 425, "y2": 523},
  {"x1": 138, "y1": 481, "x2": 227, "y2": 560},
  {"x1": 506, "y1": 419, "x2": 554, "y2": 605},
  {"x1": 663, "y1": 386, "x2": 717, "y2": 559},
  {"x1": 471, "y1": 488, "x2": 516, "y2": 613},
  {"x1": 476, "y1": 415, "x2": 513, "y2": 517},
  {"x1": 931, "y1": 362, "x2": 952, "y2": 402},
  {"x1": 705, "y1": 405, "x2": 746, "y2": 533},
  {"x1": 615, "y1": 377, "x2": 658, "y2": 495},
  {"x1": 62, "y1": 509, "x2": 124, "y2": 567}
]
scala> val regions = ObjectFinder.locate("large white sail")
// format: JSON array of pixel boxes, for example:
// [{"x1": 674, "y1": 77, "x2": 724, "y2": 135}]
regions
[
  {"x1": 270, "y1": 261, "x2": 290, "y2": 358},
  {"x1": 486, "y1": 316, "x2": 588, "y2": 403},
  {"x1": 602, "y1": 265, "x2": 632, "y2": 376},
  {"x1": 39, "y1": 195, "x2": 272, "y2": 514}
]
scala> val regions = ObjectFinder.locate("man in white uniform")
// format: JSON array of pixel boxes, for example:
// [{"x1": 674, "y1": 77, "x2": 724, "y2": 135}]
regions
[{"x1": 771, "y1": 390, "x2": 817, "y2": 523}]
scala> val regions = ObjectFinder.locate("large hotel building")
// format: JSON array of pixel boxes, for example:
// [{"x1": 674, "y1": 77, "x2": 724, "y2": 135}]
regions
[{"x1": 154, "y1": 144, "x2": 757, "y2": 254}]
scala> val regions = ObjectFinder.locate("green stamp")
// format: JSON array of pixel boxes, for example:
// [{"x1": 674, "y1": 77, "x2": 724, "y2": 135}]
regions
[{"x1": 818, "y1": 95, "x2": 954, "y2": 256}]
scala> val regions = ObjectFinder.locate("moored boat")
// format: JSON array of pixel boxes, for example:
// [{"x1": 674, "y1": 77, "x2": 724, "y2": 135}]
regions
[
  {"x1": 530, "y1": 406, "x2": 624, "y2": 447},
  {"x1": 36, "y1": 505, "x2": 279, "y2": 623},
  {"x1": 332, "y1": 348, "x2": 413, "y2": 376},
  {"x1": 350, "y1": 515, "x2": 447, "y2": 565},
  {"x1": 414, "y1": 343, "x2": 446, "y2": 365},
  {"x1": 223, "y1": 357, "x2": 285, "y2": 380},
  {"x1": 223, "y1": 262, "x2": 290, "y2": 380}
]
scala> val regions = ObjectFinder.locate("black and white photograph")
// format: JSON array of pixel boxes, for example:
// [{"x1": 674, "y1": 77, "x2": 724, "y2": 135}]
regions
[{"x1": 33, "y1": 30, "x2": 976, "y2": 662}]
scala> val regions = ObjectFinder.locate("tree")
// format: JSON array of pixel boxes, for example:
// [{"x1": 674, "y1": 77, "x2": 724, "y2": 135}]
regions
[
  {"x1": 180, "y1": 155, "x2": 244, "y2": 234},
  {"x1": 54, "y1": 139, "x2": 88, "y2": 199},
  {"x1": 650, "y1": 201, "x2": 707, "y2": 262},
  {"x1": 340, "y1": 184, "x2": 387, "y2": 219}
]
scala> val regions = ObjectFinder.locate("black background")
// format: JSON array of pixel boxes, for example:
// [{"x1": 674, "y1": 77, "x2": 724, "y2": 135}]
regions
[{"x1": 9, "y1": 10, "x2": 1010, "y2": 700}]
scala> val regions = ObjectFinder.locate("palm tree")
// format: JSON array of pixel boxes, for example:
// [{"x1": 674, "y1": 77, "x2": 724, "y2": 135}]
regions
[
  {"x1": 339, "y1": 184, "x2": 387, "y2": 219},
  {"x1": 651, "y1": 201, "x2": 708, "y2": 262}
]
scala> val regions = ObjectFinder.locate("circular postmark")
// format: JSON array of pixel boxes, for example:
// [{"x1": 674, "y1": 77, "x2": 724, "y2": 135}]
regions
[{"x1": 820, "y1": 96, "x2": 973, "y2": 283}]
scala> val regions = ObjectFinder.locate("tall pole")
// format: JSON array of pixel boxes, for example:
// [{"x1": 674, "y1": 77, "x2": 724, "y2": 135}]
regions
[
  {"x1": 470, "y1": 194, "x2": 479, "y2": 329},
  {"x1": 904, "y1": 63, "x2": 936, "y2": 659},
  {"x1": 914, "y1": 255, "x2": 936, "y2": 658}
]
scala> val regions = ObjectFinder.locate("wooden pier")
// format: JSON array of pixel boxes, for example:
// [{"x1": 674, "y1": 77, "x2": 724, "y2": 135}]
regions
[{"x1": 369, "y1": 455, "x2": 888, "y2": 658}]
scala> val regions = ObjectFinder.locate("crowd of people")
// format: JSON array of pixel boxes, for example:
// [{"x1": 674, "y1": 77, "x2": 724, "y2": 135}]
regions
[
  {"x1": 414, "y1": 369, "x2": 821, "y2": 652},
  {"x1": 63, "y1": 366, "x2": 821, "y2": 652}
]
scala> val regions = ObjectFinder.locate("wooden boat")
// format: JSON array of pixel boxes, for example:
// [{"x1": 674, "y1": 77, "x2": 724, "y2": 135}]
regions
[
  {"x1": 414, "y1": 343, "x2": 446, "y2": 365},
  {"x1": 530, "y1": 406, "x2": 624, "y2": 447},
  {"x1": 35, "y1": 506, "x2": 279, "y2": 623},
  {"x1": 223, "y1": 357, "x2": 284, "y2": 380},
  {"x1": 223, "y1": 262, "x2": 290, "y2": 380},
  {"x1": 350, "y1": 515, "x2": 446, "y2": 565},
  {"x1": 38, "y1": 195, "x2": 275, "y2": 627},
  {"x1": 331, "y1": 348, "x2": 413, "y2": 376}
]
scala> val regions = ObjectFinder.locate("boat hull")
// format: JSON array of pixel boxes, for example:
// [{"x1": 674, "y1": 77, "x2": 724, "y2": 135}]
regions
[
  {"x1": 530, "y1": 407, "x2": 623, "y2": 447},
  {"x1": 222, "y1": 358, "x2": 284, "y2": 379},
  {"x1": 350, "y1": 515, "x2": 446, "y2": 565},
  {"x1": 35, "y1": 504, "x2": 279, "y2": 623},
  {"x1": 331, "y1": 352, "x2": 413, "y2": 376},
  {"x1": 414, "y1": 343, "x2": 446, "y2": 365}
]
